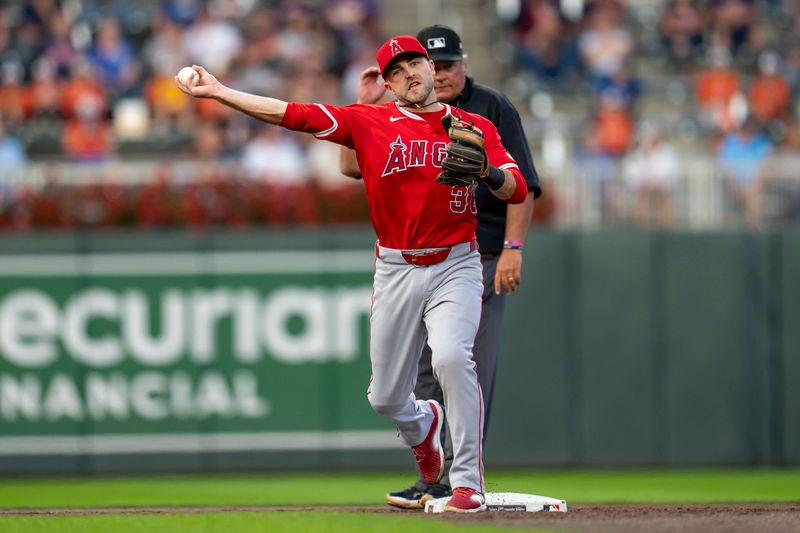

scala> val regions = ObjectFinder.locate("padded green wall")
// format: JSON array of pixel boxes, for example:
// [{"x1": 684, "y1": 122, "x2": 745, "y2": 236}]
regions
[
  {"x1": 489, "y1": 230, "x2": 796, "y2": 467},
  {"x1": 0, "y1": 228, "x2": 796, "y2": 472}
]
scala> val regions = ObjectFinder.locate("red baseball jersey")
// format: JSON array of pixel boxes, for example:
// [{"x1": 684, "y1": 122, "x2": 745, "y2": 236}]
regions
[{"x1": 281, "y1": 102, "x2": 527, "y2": 250}]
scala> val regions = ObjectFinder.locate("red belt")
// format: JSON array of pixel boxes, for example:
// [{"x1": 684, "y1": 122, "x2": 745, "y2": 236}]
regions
[
  {"x1": 400, "y1": 241, "x2": 478, "y2": 267},
  {"x1": 402, "y1": 248, "x2": 451, "y2": 266}
]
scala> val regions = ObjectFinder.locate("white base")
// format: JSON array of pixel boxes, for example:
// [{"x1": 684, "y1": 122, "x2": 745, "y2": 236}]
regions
[{"x1": 424, "y1": 492, "x2": 568, "y2": 513}]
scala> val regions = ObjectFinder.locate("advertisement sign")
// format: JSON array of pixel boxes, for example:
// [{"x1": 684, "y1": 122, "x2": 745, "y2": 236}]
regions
[{"x1": 0, "y1": 251, "x2": 401, "y2": 455}]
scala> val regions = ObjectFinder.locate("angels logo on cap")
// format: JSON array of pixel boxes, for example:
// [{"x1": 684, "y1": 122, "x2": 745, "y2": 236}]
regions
[{"x1": 376, "y1": 35, "x2": 429, "y2": 77}]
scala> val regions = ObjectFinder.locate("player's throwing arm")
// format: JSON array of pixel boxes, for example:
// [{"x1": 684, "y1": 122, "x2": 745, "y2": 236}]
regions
[{"x1": 174, "y1": 65, "x2": 288, "y2": 124}]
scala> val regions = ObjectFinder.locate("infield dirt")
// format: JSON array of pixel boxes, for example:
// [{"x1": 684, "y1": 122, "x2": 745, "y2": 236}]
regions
[{"x1": 2, "y1": 503, "x2": 798, "y2": 533}]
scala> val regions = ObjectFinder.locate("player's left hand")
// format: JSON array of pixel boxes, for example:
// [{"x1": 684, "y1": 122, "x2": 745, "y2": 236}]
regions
[
  {"x1": 436, "y1": 115, "x2": 487, "y2": 187},
  {"x1": 495, "y1": 249, "x2": 522, "y2": 294}
]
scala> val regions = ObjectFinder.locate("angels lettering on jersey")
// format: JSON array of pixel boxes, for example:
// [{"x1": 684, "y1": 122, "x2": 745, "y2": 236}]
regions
[
  {"x1": 381, "y1": 135, "x2": 449, "y2": 177},
  {"x1": 380, "y1": 133, "x2": 477, "y2": 214}
]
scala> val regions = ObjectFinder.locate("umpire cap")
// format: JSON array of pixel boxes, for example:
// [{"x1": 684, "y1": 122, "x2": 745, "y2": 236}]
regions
[{"x1": 416, "y1": 25, "x2": 465, "y2": 61}]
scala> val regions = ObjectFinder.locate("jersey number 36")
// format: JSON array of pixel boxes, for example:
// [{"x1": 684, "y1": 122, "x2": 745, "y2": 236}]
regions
[{"x1": 449, "y1": 187, "x2": 478, "y2": 215}]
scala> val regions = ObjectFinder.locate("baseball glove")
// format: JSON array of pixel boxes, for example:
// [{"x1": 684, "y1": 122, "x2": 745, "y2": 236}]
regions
[{"x1": 436, "y1": 115, "x2": 488, "y2": 187}]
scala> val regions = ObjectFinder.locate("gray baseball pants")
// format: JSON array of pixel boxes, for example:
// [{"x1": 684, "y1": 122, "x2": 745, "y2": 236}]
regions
[
  {"x1": 367, "y1": 241, "x2": 485, "y2": 492},
  {"x1": 413, "y1": 253, "x2": 505, "y2": 488}
]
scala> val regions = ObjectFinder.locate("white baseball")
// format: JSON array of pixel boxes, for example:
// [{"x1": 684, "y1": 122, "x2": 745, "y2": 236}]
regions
[{"x1": 178, "y1": 67, "x2": 199, "y2": 87}]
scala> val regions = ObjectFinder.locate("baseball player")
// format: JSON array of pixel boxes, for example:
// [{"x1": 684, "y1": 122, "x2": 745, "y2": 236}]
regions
[
  {"x1": 340, "y1": 26, "x2": 541, "y2": 508},
  {"x1": 175, "y1": 35, "x2": 528, "y2": 512}
]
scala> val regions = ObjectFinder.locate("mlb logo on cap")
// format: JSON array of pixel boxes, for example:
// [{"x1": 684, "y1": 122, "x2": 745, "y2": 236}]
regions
[
  {"x1": 376, "y1": 35, "x2": 429, "y2": 77},
  {"x1": 416, "y1": 25, "x2": 465, "y2": 62}
]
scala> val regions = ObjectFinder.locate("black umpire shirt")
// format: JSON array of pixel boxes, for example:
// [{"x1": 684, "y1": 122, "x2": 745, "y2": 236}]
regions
[{"x1": 449, "y1": 77, "x2": 541, "y2": 254}]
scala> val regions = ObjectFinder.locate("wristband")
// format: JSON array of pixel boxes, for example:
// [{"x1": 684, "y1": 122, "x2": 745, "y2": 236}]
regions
[
  {"x1": 481, "y1": 165, "x2": 505, "y2": 191},
  {"x1": 503, "y1": 240, "x2": 524, "y2": 250}
]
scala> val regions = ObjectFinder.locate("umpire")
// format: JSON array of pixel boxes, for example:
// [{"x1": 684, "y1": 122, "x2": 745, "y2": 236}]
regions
[{"x1": 340, "y1": 24, "x2": 541, "y2": 508}]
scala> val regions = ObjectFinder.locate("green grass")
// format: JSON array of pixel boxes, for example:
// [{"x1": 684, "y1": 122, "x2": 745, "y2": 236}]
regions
[
  {"x1": 1, "y1": 469, "x2": 797, "y2": 533},
  {"x1": 0, "y1": 512, "x2": 544, "y2": 533},
  {"x1": 0, "y1": 469, "x2": 798, "y2": 508}
]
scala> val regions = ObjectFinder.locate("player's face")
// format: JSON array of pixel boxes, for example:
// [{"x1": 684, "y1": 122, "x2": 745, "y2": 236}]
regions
[
  {"x1": 433, "y1": 60, "x2": 467, "y2": 103},
  {"x1": 384, "y1": 56, "x2": 436, "y2": 106}
]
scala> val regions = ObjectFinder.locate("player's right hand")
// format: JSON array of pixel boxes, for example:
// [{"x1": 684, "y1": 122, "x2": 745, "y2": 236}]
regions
[
  {"x1": 174, "y1": 65, "x2": 221, "y2": 99},
  {"x1": 357, "y1": 67, "x2": 387, "y2": 104}
]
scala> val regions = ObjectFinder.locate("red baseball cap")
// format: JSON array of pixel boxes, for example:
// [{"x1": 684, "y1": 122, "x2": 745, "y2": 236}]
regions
[{"x1": 376, "y1": 35, "x2": 430, "y2": 78}]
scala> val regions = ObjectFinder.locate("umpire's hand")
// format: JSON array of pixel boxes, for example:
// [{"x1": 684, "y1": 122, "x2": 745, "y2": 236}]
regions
[
  {"x1": 495, "y1": 249, "x2": 521, "y2": 294},
  {"x1": 357, "y1": 67, "x2": 389, "y2": 104}
]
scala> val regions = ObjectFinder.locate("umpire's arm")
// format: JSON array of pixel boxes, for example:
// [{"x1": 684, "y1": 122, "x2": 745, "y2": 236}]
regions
[
  {"x1": 340, "y1": 148, "x2": 362, "y2": 179},
  {"x1": 493, "y1": 94, "x2": 540, "y2": 294}
]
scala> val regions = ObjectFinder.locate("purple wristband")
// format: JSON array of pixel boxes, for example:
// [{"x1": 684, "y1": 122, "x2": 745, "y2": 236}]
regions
[{"x1": 503, "y1": 240, "x2": 524, "y2": 250}]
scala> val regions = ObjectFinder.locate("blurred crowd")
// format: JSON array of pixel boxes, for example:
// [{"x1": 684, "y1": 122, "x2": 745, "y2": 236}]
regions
[
  {"x1": 0, "y1": 0, "x2": 382, "y2": 230},
  {"x1": 2, "y1": 0, "x2": 800, "y2": 231},
  {"x1": 510, "y1": 0, "x2": 800, "y2": 229}
]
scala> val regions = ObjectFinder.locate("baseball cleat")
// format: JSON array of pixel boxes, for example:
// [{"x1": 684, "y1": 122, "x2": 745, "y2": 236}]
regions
[
  {"x1": 411, "y1": 400, "x2": 445, "y2": 485},
  {"x1": 444, "y1": 487, "x2": 487, "y2": 512},
  {"x1": 386, "y1": 482, "x2": 452, "y2": 509},
  {"x1": 386, "y1": 482, "x2": 427, "y2": 509},
  {"x1": 419, "y1": 483, "x2": 452, "y2": 504}
]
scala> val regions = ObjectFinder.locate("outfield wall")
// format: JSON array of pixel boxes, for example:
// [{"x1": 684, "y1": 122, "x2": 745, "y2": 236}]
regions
[{"x1": 0, "y1": 228, "x2": 796, "y2": 474}]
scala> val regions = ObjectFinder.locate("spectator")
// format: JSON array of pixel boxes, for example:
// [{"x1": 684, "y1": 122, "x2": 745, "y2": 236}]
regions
[
  {"x1": 622, "y1": 123, "x2": 681, "y2": 228},
  {"x1": 516, "y1": 0, "x2": 579, "y2": 81},
  {"x1": 22, "y1": 57, "x2": 61, "y2": 122},
  {"x1": 182, "y1": 6, "x2": 243, "y2": 75},
  {"x1": 709, "y1": 0, "x2": 764, "y2": 59},
  {"x1": 0, "y1": 60, "x2": 25, "y2": 127},
  {"x1": 0, "y1": 117, "x2": 27, "y2": 196},
  {"x1": 236, "y1": 5, "x2": 283, "y2": 95},
  {"x1": 323, "y1": 0, "x2": 382, "y2": 71},
  {"x1": 593, "y1": 61, "x2": 641, "y2": 112},
  {"x1": 43, "y1": 11, "x2": 79, "y2": 79},
  {"x1": 61, "y1": 93, "x2": 113, "y2": 162},
  {"x1": 142, "y1": 16, "x2": 192, "y2": 131},
  {"x1": 578, "y1": 2, "x2": 633, "y2": 80},
  {"x1": 573, "y1": 127, "x2": 624, "y2": 225},
  {"x1": 143, "y1": 16, "x2": 190, "y2": 78},
  {"x1": 207, "y1": 0, "x2": 255, "y2": 20},
  {"x1": 748, "y1": 51, "x2": 791, "y2": 125},
  {"x1": 274, "y1": 3, "x2": 329, "y2": 71},
  {"x1": 162, "y1": 0, "x2": 200, "y2": 27},
  {"x1": 87, "y1": 18, "x2": 140, "y2": 99},
  {"x1": 240, "y1": 126, "x2": 307, "y2": 184},
  {"x1": 14, "y1": 0, "x2": 52, "y2": 73},
  {"x1": 695, "y1": 46, "x2": 741, "y2": 132},
  {"x1": 590, "y1": 93, "x2": 635, "y2": 157},
  {"x1": 782, "y1": 9, "x2": 800, "y2": 92},
  {"x1": 658, "y1": 0, "x2": 705, "y2": 65},
  {"x1": 323, "y1": 0, "x2": 381, "y2": 41},
  {"x1": 61, "y1": 56, "x2": 108, "y2": 119},
  {"x1": 717, "y1": 117, "x2": 772, "y2": 228},
  {"x1": 0, "y1": 10, "x2": 13, "y2": 67}
]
